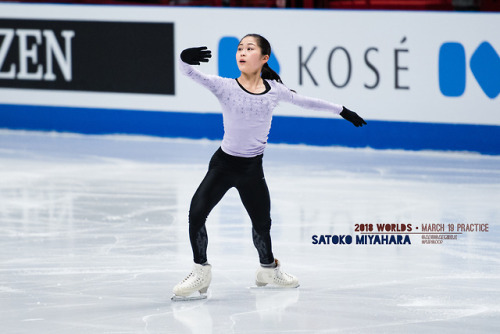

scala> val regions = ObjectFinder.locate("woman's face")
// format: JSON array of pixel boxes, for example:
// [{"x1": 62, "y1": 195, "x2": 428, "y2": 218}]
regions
[{"x1": 236, "y1": 36, "x2": 269, "y2": 75}]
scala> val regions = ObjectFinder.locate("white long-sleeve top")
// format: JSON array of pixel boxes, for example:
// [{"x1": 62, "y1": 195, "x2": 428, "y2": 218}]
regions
[{"x1": 179, "y1": 59, "x2": 343, "y2": 158}]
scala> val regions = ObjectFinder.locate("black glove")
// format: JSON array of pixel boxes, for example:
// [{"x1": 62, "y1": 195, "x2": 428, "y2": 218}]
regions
[
  {"x1": 181, "y1": 46, "x2": 212, "y2": 65},
  {"x1": 340, "y1": 106, "x2": 367, "y2": 127}
]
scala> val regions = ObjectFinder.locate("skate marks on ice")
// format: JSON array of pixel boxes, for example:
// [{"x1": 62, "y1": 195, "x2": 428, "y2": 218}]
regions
[
  {"x1": 1, "y1": 131, "x2": 500, "y2": 333},
  {"x1": 166, "y1": 277, "x2": 497, "y2": 334},
  {"x1": 152, "y1": 287, "x2": 300, "y2": 334},
  {"x1": 143, "y1": 298, "x2": 213, "y2": 334}
]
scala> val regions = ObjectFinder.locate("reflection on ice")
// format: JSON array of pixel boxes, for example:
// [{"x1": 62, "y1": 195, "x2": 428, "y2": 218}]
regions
[{"x1": 1, "y1": 130, "x2": 499, "y2": 333}]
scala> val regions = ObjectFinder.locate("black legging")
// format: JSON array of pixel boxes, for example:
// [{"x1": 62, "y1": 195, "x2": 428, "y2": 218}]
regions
[{"x1": 188, "y1": 147, "x2": 274, "y2": 265}]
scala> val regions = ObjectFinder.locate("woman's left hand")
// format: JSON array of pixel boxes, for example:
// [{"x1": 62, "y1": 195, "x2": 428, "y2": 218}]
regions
[{"x1": 340, "y1": 107, "x2": 367, "y2": 127}]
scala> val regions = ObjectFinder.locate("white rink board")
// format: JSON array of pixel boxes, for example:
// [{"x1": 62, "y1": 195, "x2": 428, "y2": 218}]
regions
[{"x1": 0, "y1": 3, "x2": 498, "y2": 126}]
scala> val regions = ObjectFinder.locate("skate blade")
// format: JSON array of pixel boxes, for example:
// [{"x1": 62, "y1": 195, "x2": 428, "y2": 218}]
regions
[
  {"x1": 248, "y1": 284, "x2": 300, "y2": 290},
  {"x1": 171, "y1": 293, "x2": 208, "y2": 302}
]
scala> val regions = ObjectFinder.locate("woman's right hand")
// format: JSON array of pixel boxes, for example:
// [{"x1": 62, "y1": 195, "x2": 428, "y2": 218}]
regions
[{"x1": 181, "y1": 46, "x2": 212, "y2": 65}]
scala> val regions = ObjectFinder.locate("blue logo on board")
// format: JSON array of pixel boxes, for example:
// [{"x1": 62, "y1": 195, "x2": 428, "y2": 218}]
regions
[
  {"x1": 218, "y1": 36, "x2": 280, "y2": 78},
  {"x1": 439, "y1": 41, "x2": 499, "y2": 99}
]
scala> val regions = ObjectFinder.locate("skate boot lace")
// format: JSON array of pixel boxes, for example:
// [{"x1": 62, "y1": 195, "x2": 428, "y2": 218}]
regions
[
  {"x1": 180, "y1": 268, "x2": 205, "y2": 287},
  {"x1": 275, "y1": 269, "x2": 294, "y2": 284},
  {"x1": 180, "y1": 272, "x2": 194, "y2": 284}
]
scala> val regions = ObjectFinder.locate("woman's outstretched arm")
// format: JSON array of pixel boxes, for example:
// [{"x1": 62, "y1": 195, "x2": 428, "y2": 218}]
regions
[
  {"x1": 179, "y1": 46, "x2": 225, "y2": 95},
  {"x1": 278, "y1": 85, "x2": 367, "y2": 127}
]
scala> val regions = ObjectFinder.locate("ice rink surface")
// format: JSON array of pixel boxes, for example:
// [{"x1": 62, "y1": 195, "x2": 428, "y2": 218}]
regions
[{"x1": 1, "y1": 130, "x2": 499, "y2": 333}]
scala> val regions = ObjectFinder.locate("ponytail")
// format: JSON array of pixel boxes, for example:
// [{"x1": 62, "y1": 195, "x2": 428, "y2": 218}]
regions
[{"x1": 261, "y1": 63, "x2": 283, "y2": 84}]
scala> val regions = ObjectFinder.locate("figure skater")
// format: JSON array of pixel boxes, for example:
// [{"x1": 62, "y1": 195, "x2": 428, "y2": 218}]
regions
[{"x1": 172, "y1": 34, "x2": 366, "y2": 300}]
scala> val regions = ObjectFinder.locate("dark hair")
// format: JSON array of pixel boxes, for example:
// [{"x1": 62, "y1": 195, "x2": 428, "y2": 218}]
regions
[{"x1": 240, "y1": 34, "x2": 283, "y2": 84}]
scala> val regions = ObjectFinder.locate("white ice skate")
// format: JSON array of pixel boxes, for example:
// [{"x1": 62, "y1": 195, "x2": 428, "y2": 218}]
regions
[
  {"x1": 254, "y1": 259, "x2": 299, "y2": 289},
  {"x1": 171, "y1": 263, "x2": 212, "y2": 301}
]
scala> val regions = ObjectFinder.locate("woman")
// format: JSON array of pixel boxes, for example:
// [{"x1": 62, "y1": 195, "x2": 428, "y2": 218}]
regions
[{"x1": 172, "y1": 34, "x2": 366, "y2": 300}]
